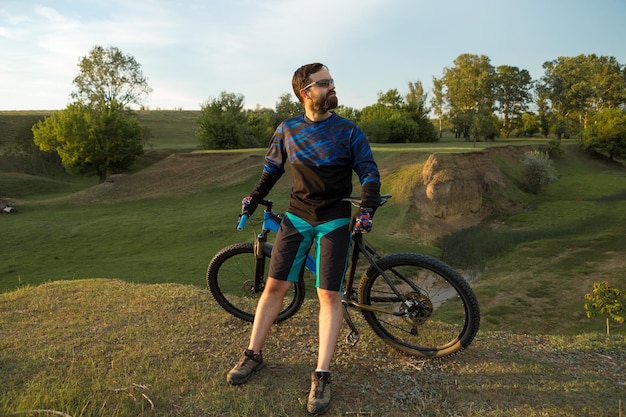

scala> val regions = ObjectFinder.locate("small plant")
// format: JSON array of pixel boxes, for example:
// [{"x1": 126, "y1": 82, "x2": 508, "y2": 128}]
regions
[
  {"x1": 584, "y1": 281, "x2": 625, "y2": 335},
  {"x1": 520, "y1": 150, "x2": 558, "y2": 194}
]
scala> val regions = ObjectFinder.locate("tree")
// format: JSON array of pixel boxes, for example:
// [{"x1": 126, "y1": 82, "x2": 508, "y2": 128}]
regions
[
  {"x1": 443, "y1": 54, "x2": 496, "y2": 140},
  {"x1": 72, "y1": 45, "x2": 152, "y2": 108},
  {"x1": 539, "y1": 54, "x2": 626, "y2": 138},
  {"x1": 32, "y1": 101, "x2": 143, "y2": 182},
  {"x1": 335, "y1": 105, "x2": 361, "y2": 122},
  {"x1": 359, "y1": 88, "x2": 436, "y2": 143},
  {"x1": 535, "y1": 87, "x2": 554, "y2": 139},
  {"x1": 469, "y1": 111, "x2": 498, "y2": 142},
  {"x1": 275, "y1": 93, "x2": 303, "y2": 122},
  {"x1": 430, "y1": 76, "x2": 445, "y2": 139},
  {"x1": 31, "y1": 46, "x2": 150, "y2": 182},
  {"x1": 494, "y1": 65, "x2": 533, "y2": 138},
  {"x1": 519, "y1": 111, "x2": 539, "y2": 137},
  {"x1": 406, "y1": 81, "x2": 427, "y2": 109},
  {"x1": 197, "y1": 92, "x2": 247, "y2": 149},
  {"x1": 584, "y1": 281, "x2": 625, "y2": 335},
  {"x1": 581, "y1": 107, "x2": 626, "y2": 161},
  {"x1": 377, "y1": 89, "x2": 404, "y2": 108}
]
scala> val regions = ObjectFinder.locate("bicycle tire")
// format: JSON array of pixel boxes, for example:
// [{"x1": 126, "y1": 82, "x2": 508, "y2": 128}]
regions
[
  {"x1": 358, "y1": 252, "x2": 480, "y2": 359},
  {"x1": 207, "y1": 242, "x2": 306, "y2": 323}
]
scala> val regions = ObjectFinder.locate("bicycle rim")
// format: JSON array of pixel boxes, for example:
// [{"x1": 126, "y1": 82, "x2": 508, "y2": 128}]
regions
[
  {"x1": 206, "y1": 242, "x2": 305, "y2": 323},
  {"x1": 359, "y1": 252, "x2": 480, "y2": 358}
]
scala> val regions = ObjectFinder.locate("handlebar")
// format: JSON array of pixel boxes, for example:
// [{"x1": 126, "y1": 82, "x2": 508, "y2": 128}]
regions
[
  {"x1": 236, "y1": 195, "x2": 392, "y2": 231},
  {"x1": 236, "y1": 213, "x2": 249, "y2": 231},
  {"x1": 236, "y1": 199, "x2": 272, "y2": 231},
  {"x1": 342, "y1": 194, "x2": 392, "y2": 207}
]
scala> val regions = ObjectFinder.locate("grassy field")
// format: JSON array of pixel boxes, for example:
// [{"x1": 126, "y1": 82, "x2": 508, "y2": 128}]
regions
[{"x1": 0, "y1": 111, "x2": 625, "y2": 416}]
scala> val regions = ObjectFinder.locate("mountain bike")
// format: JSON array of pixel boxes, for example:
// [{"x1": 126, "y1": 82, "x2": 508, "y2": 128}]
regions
[{"x1": 207, "y1": 195, "x2": 480, "y2": 358}]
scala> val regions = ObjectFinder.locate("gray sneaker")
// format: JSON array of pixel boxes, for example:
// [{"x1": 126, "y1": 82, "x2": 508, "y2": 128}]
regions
[
  {"x1": 307, "y1": 371, "x2": 331, "y2": 414},
  {"x1": 227, "y1": 349, "x2": 264, "y2": 385}
]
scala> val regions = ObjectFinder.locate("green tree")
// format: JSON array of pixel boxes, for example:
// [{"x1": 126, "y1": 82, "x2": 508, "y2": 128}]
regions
[
  {"x1": 197, "y1": 92, "x2": 246, "y2": 149},
  {"x1": 539, "y1": 54, "x2": 626, "y2": 138},
  {"x1": 443, "y1": 54, "x2": 496, "y2": 140},
  {"x1": 72, "y1": 45, "x2": 152, "y2": 108},
  {"x1": 430, "y1": 76, "x2": 445, "y2": 139},
  {"x1": 377, "y1": 88, "x2": 404, "y2": 108},
  {"x1": 244, "y1": 107, "x2": 275, "y2": 148},
  {"x1": 469, "y1": 111, "x2": 498, "y2": 142},
  {"x1": 494, "y1": 65, "x2": 533, "y2": 138},
  {"x1": 584, "y1": 281, "x2": 625, "y2": 335},
  {"x1": 33, "y1": 102, "x2": 143, "y2": 182},
  {"x1": 335, "y1": 105, "x2": 361, "y2": 122},
  {"x1": 581, "y1": 107, "x2": 626, "y2": 161},
  {"x1": 535, "y1": 88, "x2": 554, "y2": 139},
  {"x1": 359, "y1": 88, "x2": 436, "y2": 143},
  {"x1": 404, "y1": 81, "x2": 438, "y2": 142},
  {"x1": 31, "y1": 46, "x2": 149, "y2": 182},
  {"x1": 275, "y1": 93, "x2": 303, "y2": 122},
  {"x1": 519, "y1": 111, "x2": 539, "y2": 138}
]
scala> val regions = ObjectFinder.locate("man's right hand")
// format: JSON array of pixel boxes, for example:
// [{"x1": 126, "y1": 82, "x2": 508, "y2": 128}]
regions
[{"x1": 241, "y1": 195, "x2": 260, "y2": 215}]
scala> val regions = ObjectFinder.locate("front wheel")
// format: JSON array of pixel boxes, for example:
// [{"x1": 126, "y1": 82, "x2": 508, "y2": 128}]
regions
[
  {"x1": 207, "y1": 242, "x2": 305, "y2": 323},
  {"x1": 358, "y1": 252, "x2": 480, "y2": 359}
]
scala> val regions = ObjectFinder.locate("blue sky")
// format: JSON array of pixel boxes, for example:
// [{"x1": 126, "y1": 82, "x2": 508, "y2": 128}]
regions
[{"x1": 1, "y1": 0, "x2": 625, "y2": 111}]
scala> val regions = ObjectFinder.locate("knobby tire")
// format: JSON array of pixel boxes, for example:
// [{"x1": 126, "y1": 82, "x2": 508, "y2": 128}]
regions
[
  {"x1": 358, "y1": 252, "x2": 480, "y2": 359},
  {"x1": 207, "y1": 242, "x2": 305, "y2": 323}
]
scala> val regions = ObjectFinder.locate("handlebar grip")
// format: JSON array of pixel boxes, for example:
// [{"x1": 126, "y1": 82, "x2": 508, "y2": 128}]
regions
[{"x1": 236, "y1": 213, "x2": 249, "y2": 231}]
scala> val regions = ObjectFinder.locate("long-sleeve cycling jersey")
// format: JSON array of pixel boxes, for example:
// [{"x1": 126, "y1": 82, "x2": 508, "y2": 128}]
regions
[{"x1": 251, "y1": 112, "x2": 380, "y2": 222}]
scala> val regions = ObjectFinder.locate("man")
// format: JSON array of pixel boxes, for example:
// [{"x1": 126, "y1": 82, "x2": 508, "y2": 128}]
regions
[{"x1": 227, "y1": 63, "x2": 381, "y2": 414}]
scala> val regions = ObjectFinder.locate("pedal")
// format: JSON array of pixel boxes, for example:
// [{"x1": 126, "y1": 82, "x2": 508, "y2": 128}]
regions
[{"x1": 345, "y1": 330, "x2": 360, "y2": 346}]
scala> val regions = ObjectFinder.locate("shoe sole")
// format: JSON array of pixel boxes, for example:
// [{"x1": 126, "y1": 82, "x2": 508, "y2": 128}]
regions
[{"x1": 307, "y1": 402, "x2": 331, "y2": 414}]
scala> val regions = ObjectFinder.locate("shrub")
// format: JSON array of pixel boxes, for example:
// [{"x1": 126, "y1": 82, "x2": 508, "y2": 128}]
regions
[
  {"x1": 584, "y1": 281, "x2": 625, "y2": 335},
  {"x1": 521, "y1": 150, "x2": 557, "y2": 194},
  {"x1": 547, "y1": 139, "x2": 564, "y2": 158}
]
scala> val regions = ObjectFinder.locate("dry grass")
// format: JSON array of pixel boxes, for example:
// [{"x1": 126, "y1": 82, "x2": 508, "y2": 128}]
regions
[{"x1": 1, "y1": 279, "x2": 624, "y2": 416}]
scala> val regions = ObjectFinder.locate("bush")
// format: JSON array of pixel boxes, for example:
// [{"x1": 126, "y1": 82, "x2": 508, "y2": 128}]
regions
[
  {"x1": 547, "y1": 139, "x2": 564, "y2": 158},
  {"x1": 521, "y1": 150, "x2": 557, "y2": 194}
]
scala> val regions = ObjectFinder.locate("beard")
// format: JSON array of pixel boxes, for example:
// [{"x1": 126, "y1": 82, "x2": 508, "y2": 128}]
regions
[
  {"x1": 324, "y1": 94, "x2": 338, "y2": 111},
  {"x1": 311, "y1": 91, "x2": 338, "y2": 113}
]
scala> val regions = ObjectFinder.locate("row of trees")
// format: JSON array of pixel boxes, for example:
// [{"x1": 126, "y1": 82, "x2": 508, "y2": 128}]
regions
[
  {"x1": 198, "y1": 53, "x2": 626, "y2": 160},
  {"x1": 196, "y1": 83, "x2": 439, "y2": 150},
  {"x1": 24, "y1": 47, "x2": 626, "y2": 182},
  {"x1": 431, "y1": 53, "x2": 626, "y2": 159}
]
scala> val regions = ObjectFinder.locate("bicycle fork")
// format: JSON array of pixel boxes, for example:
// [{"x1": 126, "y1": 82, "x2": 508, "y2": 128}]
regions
[
  {"x1": 252, "y1": 230, "x2": 269, "y2": 293},
  {"x1": 341, "y1": 234, "x2": 364, "y2": 346}
]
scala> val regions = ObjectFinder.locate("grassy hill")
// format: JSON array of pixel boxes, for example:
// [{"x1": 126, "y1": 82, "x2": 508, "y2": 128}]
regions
[{"x1": 0, "y1": 111, "x2": 625, "y2": 416}]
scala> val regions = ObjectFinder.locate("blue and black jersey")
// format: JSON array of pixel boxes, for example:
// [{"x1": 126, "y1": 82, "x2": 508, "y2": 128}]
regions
[{"x1": 251, "y1": 112, "x2": 380, "y2": 222}]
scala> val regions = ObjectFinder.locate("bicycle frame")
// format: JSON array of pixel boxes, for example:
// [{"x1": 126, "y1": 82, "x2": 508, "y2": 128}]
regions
[{"x1": 212, "y1": 194, "x2": 479, "y2": 358}]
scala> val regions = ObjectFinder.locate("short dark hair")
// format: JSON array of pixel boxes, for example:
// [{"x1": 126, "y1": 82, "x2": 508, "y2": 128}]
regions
[{"x1": 292, "y1": 63, "x2": 328, "y2": 103}]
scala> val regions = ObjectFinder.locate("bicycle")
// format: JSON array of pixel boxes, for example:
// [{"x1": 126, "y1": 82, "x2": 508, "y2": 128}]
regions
[{"x1": 207, "y1": 195, "x2": 480, "y2": 358}]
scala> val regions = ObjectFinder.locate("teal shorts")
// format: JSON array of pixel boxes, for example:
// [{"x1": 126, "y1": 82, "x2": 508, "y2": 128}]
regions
[{"x1": 269, "y1": 213, "x2": 351, "y2": 291}]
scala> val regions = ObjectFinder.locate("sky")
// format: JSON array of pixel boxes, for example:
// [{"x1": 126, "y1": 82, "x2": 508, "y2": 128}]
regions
[{"x1": 1, "y1": 0, "x2": 625, "y2": 111}]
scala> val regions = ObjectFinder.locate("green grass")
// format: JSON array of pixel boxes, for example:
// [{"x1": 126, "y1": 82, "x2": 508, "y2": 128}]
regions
[{"x1": 0, "y1": 279, "x2": 623, "y2": 417}]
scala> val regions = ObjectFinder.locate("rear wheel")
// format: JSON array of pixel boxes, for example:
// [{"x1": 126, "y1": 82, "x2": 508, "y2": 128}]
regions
[
  {"x1": 358, "y1": 252, "x2": 479, "y2": 358},
  {"x1": 207, "y1": 242, "x2": 305, "y2": 323}
]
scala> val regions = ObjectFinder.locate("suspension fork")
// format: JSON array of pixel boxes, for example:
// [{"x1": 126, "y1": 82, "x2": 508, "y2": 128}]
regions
[
  {"x1": 251, "y1": 202, "x2": 275, "y2": 293},
  {"x1": 342, "y1": 232, "x2": 364, "y2": 345},
  {"x1": 252, "y1": 228, "x2": 269, "y2": 293}
]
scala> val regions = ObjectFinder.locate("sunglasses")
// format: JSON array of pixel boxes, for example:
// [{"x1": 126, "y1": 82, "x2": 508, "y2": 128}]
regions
[{"x1": 302, "y1": 78, "x2": 334, "y2": 90}]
